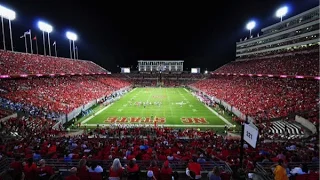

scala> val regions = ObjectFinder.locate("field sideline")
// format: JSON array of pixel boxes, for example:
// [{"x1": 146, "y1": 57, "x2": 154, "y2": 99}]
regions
[{"x1": 80, "y1": 88, "x2": 235, "y2": 128}]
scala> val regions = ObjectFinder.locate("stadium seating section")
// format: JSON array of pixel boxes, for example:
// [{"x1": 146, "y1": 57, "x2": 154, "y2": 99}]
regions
[
  {"x1": 0, "y1": 50, "x2": 106, "y2": 75},
  {"x1": 191, "y1": 76, "x2": 319, "y2": 124},
  {"x1": 0, "y1": 109, "x2": 13, "y2": 119},
  {"x1": 214, "y1": 47, "x2": 319, "y2": 76},
  {"x1": 0, "y1": 76, "x2": 130, "y2": 118}
]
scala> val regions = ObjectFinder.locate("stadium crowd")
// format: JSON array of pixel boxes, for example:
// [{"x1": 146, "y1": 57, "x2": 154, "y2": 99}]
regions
[
  {"x1": 191, "y1": 76, "x2": 319, "y2": 125},
  {"x1": 0, "y1": 50, "x2": 106, "y2": 75},
  {"x1": 0, "y1": 109, "x2": 12, "y2": 119},
  {"x1": 215, "y1": 47, "x2": 319, "y2": 76},
  {"x1": 0, "y1": 121, "x2": 318, "y2": 179},
  {"x1": 0, "y1": 76, "x2": 130, "y2": 119}
]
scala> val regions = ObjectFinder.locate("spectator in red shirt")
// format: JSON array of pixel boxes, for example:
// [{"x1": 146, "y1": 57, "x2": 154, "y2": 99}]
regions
[
  {"x1": 126, "y1": 159, "x2": 140, "y2": 180},
  {"x1": 37, "y1": 159, "x2": 54, "y2": 180},
  {"x1": 23, "y1": 158, "x2": 37, "y2": 180},
  {"x1": 77, "y1": 159, "x2": 90, "y2": 180},
  {"x1": 8, "y1": 156, "x2": 23, "y2": 180},
  {"x1": 9, "y1": 155, "x2": 23, "y2": 172},
  {"x1": 187, "y1": 159, "x2": 201, "y2": 179},
  {"x1": 160, "y1": 160, "x2": 172, "y2": 180},
  {"x1": 65, "y1": 167, "x2": 80, "y2": 180},
  {"x1": 109, "y1": 158, "x2": 124, "y2": 179},
  {"x1": 147, "y1": 160, "x2": 160, "y2": 180}
]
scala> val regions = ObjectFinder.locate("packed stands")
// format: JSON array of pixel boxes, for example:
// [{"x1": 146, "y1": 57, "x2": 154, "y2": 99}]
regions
[
  {"x1": 0, "y1": 109, "x2": 13, "y2": 119},
  {"x1": 0, "y1": 50, "x2": 106, "y2": 75},
  {"x1": 190, "y1": 76, "x2": 319, "y2": 124},
  {"x1": 214, "y1": 47, "x2": 319, "y2": 76},
  {"x1": 0, "y1": 122, "x2": 318, "y2": 179},
  {"x1": 0, "y1": 76, "x2": 130, "y2": 119}
]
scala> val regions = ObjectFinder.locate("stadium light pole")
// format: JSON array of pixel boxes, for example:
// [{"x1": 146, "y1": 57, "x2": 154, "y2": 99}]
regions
[
  {"x1": 66, "y1": 31, "x2": 77, "y2": 59},
  {"x1": 75, "y1": 46, "x2": 78, "y2": 59},
  {"x1": 0, "y1": 5, "x2": 16, "y2": 51},
  {"x1": 276, "y1": 6, "x2": 288, "y2": 22},
  {"x1": 246, "y1": 21, "x2": 256, "y2": 37},
  {"x1": 38, "y1": 21, "x2": 53, "y2": 56}
]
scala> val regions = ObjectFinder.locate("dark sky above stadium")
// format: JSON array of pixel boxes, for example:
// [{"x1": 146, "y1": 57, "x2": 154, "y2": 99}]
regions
[{"x1": 2, "y1": 0, "x2": 319, "y2": 72}]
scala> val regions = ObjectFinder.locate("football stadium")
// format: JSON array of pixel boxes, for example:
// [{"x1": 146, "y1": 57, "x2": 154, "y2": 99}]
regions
[{"x1": 0, "y1": 2, "x2": 319, "y2": 180}]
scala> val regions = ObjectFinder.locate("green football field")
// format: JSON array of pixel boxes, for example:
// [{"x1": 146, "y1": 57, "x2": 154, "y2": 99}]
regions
[{"x1": 80, "y1": 88, "x2": 235, "y2": 128}]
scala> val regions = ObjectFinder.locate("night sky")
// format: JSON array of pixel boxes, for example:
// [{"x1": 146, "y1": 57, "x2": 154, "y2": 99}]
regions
[{"x1": 1, "y1": 0, "x2": 319, "y2": 72}]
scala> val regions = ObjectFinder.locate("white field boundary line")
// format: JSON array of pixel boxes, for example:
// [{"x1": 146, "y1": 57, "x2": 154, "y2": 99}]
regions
[
  {"x1": 81, "y1": 123, "x2": 226, "y2": 128},
  {"x1": 184, "y1": 88, "x2": 234, "y2": 127},
  {"x1": 82, "y1": 88, "x2": 138, "y2": 124},
  {"x1": 81, "y1": 103, "x2": 113, "y2": 124},
  {"x1": 205, "y1": 105, "x2": 235, "y2": 127},
  {"x1": 183, "y1": 88, "x2": 189, "y2": 93}
]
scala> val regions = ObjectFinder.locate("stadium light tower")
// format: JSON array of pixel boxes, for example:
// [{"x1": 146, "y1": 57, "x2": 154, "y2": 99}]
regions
[
  {"x1": 66, "y1": 31, "x2": 77, "y2": 59},
  {"x1": 246, "y1": 21, "x2": 256, "y2": 37},
  {"x1": 276, "y1": 6, "x2": 288, "y2": 22},
  {"x1": 38, "y1": 21, "x2": 53, "y2": 56},
  {"x1": 0, "y1": 5, "x2": 16, "y2": 51}
]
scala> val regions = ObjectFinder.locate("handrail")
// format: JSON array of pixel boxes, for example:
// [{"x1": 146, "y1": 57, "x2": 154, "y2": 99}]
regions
[
  {"x1": 256, "y1": 162, "x2": 273, "y2": 180},
  {"x1": 3, "y1": 158, "x2": 233, "y2": 174}
]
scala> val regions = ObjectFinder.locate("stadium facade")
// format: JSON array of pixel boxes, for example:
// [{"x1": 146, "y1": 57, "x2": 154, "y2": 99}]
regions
[
  {"x1": 236, "y1": 6, "x2": 319, "y2": 58},
  {"x1": 138, "y1": 60, "x2": 184, "y2": 72}
]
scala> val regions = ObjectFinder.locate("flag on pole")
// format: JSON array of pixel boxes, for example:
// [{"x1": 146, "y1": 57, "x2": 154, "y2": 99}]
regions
[
  {"x1": 24, "y1": 30, "x2": 31, "y2": 35},
  {"x1": 53, "y1": 41, "x2": 56, "y2": 46},
  {"x1": 33, "y1": 36, "x2": 39, "y2": 54}
]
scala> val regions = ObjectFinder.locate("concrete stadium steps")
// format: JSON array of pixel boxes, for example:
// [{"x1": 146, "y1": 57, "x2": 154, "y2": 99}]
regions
[{"x1": 262, "y1": 120, "x2": 305, "y2": 139}]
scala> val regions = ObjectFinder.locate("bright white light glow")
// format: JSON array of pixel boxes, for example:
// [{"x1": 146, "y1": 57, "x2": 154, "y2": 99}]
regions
[
  {"x1": 246, "y1": 21, "x2": 256, "y2": 30},
  {"x1": 276, "y1": 6, "x2": 288, "y2": 18},
  {"x1": 0, "y1": 5, "x2": 16, "y2": 20},
  {"x1": 38, "y1": 21, "x2": 53, "y2": 33},
  {"x1": 66, "y1": 31, "x2": 77, "y2": 41}
]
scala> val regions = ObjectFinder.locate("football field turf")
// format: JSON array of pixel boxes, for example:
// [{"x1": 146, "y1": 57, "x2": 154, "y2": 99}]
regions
[{"x1": 81, "y1": 88, "x2": 235, "y2": 128}]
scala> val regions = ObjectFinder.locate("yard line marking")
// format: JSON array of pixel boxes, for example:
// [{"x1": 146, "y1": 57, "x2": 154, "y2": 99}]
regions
[
  {"x1": 166, "y1": 88, "x2": 174, "y2": 116},
  {"x1": 81, "y1": 103, "x2": 113, "y2": 124},
  {"x1": 141, "y1": 89, "x2": 153, "y2": 117},
  {"x1": 205, "y1": 105, "x2": 234, "y2": 127}
]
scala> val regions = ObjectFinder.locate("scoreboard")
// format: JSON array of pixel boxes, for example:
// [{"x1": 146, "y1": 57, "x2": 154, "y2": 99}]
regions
[
  {"x1": 191, "y1": 68, "x2": 200, "y2": 73},
  {"x1": 121, "y1": 67, "x2": 130, "y2": 73}
]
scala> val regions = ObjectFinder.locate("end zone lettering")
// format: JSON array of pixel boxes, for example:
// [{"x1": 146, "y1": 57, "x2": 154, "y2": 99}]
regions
[
  {"x1": 181, "y1": 117, "x2": 208, "y2": 124},
  {"x1": 105, "y1": 117, "x2": 166, "y2": 124}
]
